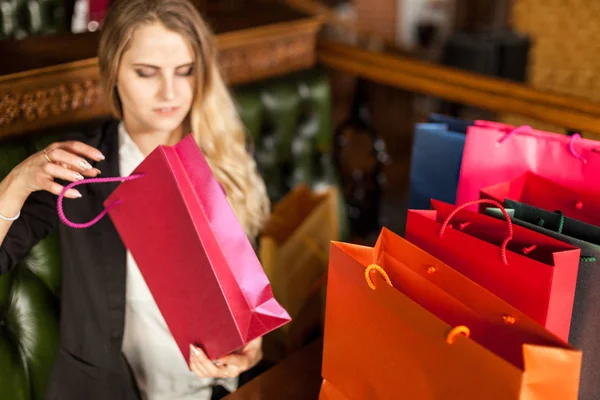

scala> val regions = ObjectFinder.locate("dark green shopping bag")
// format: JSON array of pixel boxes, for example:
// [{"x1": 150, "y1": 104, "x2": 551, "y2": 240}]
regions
[{"x1": 486, "y1": 199, "x2": 600, "y2": 400}]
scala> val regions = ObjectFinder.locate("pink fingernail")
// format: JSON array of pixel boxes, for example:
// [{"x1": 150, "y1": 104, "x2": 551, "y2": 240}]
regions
[
  {"x1": 79, "y1": 160, "x2": 92, "y2": 170},
  {"x1": 68, "y1": 189, "x2": 82, "y2": 198},
  {"x1": 190, "y1": 345, "x2": 199, "y2": 355}
]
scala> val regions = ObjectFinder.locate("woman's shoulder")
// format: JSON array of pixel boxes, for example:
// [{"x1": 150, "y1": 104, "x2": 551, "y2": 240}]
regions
[{"x1": 64, "y1": 119, "x2": 120, "y2": 148}]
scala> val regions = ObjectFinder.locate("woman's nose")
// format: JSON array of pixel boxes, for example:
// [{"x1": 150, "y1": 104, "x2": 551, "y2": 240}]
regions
[{"x1": 159, "y1": 77, "x2": 175, "y2": 101}]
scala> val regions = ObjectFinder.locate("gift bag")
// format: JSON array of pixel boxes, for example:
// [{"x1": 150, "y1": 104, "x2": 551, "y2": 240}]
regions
[
  {"x1": 486, "y1": 200, "x2": 600, "y2": 400},
  {"x1": 320, "y1": 228, "x2": 581, "y2": 400},
  {"x1": 405, "y1": 199, "x2": 580, "y2": 341},
  {"x1": 259, "y1": 184, "x2": 339, "y2": 360},
  {"x1": 456, "y1": 121, "x2": 600, "y2": 206},
  {"x1": 58, "y1": 135, "x2": 291, "y2": 362},
  {"x1": 480, "y1": 171, "x2": 600, "y2": 227},
  {"x1": 407, "y1": 114, "x2": 472, "y2": 209}
]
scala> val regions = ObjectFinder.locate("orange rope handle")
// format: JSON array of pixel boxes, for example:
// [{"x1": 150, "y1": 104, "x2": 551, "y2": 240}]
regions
[
  {"x1": 446, "y1": 325, "x2": 470, "y2": 344},
  {"x1": 439, "y1": 199, "x2": 514, "y2": 265},
  {"x1": 364, "y1": 264, "x2": 393, "y2": 290}
]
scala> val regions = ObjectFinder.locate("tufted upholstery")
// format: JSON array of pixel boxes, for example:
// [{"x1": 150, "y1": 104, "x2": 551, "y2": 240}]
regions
[
  {"x1": 235, "y1": 69, "x2": 335, "y2": 203},
  {"x1": 0, "y1": 69, "x2": 343, "y2": 399}
]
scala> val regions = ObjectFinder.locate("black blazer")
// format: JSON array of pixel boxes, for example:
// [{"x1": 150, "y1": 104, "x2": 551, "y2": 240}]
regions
[{"x1": 1, "y1": 120, "x2": 142, "y2": 400}]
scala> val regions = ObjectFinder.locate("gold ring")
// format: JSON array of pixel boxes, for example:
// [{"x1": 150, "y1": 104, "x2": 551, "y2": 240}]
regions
[{"x1": 43, "y1": 150, "x2": 53, "y2": 163}]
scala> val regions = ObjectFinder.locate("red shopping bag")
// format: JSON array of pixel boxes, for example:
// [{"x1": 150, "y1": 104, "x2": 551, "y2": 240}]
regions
[
  {"x1": 58, "y1": 135, "x2": 291, "y2": 362},
  {"x1": 321, "y1": 228, "x2": 581, "y2": 399},
  {"x1": 480, "y1": 171, "x2": 600, "y2": 227},
  {"x1": 405, "y1": 199, "x2": 580, "y2": 341},
  {"x1": 456, "y1": 121, "x2": 600, "y2": 206}
]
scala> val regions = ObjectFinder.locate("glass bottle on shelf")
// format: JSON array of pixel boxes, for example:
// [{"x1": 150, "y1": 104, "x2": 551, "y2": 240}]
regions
[
  {"x1": 333, "y1": 77, "x2": 388, "y2": 242},
  {"x1": 39, "y1": 0, "x2": 65, "y2": 35},
  {"x1": 0, "y1": 0, "x2": 16, "y2": 39},
  {"x1": 71, "y1": 0, "x2": 88, "y2": 33}
]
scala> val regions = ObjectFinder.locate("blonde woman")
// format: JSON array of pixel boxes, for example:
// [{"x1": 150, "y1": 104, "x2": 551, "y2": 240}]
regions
[{"x1": 0, "y1": 0, "x2": 270, "y2": 398}]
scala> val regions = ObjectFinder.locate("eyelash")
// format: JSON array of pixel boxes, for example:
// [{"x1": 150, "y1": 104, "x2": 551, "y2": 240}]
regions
[{"x1": 135, "y1": 68, "x2": 194, "y2": 78}]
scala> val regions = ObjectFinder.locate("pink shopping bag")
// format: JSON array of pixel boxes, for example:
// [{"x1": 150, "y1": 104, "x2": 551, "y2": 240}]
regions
[
  {"x1": 456, "y1": 121, "x2": 600, "y2": 207},
  {"x1": 58, "y1": 134, "x2": 291, "y2": 363}
]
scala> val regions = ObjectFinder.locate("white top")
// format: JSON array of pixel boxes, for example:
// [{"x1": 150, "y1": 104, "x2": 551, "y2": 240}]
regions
[{"x1": 118, "y1": 123, "x2": 238, "y2": 400}]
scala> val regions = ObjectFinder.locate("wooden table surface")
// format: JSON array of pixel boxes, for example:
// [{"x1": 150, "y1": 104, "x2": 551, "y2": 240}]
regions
[{"x1": 224, "y1": 339, "x2": 324, "y2": 399}]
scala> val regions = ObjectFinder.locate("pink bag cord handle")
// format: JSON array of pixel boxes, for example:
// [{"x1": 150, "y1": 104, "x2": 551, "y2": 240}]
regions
[
  {"x1": 568, "y1": 133, "x2": 588, "y2": 164},
  {"x1": 489, "y1": 123, "x2": 592, "y2": 163},
  {"x1": 495, "y1": 125, "x2": 533, "y2": 146},
  {"x1": 438, "y1": 199, "x2": 514, "y2": 265},
  {"x1": 58, "y1": 174, "x2": 144, "y2": 228}
]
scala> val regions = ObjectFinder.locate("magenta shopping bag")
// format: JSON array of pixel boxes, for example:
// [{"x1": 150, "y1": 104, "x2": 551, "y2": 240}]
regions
[
  {"x1": 456, "y1": 121, "x2": 600, "y2": 207},
  {"x1": 58, "y1": 135, "x2": 291, "y2": 363}
]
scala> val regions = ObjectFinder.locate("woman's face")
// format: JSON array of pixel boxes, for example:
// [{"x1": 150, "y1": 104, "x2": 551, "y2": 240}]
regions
[{"x1": 117, "y1": 22, "x2": 197, "y2": 135}]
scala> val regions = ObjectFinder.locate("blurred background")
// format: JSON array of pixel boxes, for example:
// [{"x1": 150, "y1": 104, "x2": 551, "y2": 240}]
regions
[
  {"x1": 2, "y1": 2, "x2": 600, "y2": 396},
  {"x1": 3, "y1": 0, "x2": 600, "y2": 243}
]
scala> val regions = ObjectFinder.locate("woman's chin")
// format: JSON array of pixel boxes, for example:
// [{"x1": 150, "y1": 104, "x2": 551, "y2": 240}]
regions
[{"x1": 146, "y1": 119, "x2": 186, "y2": 135}]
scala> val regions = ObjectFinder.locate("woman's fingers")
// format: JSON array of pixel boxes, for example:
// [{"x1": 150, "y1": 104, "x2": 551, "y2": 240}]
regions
[
  {"x1": 189, "y1": 345, "x2": 239, "y2": 379},
  {"x1": 42, "y1": 160, "x2": 86, "y2": 183},
  {"x1": 216, "y1": 338, "x2": 263, "y2": 374},
  {"x1": 50, "y1": 141, "x2": 105, "y2": 162},
  {"x1": 216, "y1": 353, "x2": 248, "y2": 372},
  {"x1": 190, "y1": 345, "x2": 222, "y2": 377},
  {"x1": 223, "y1": 364, "x2": 240, "y2": 378},
  {"x1": 44, "y1": 148, "x2": 100, "y2": 177},
  {"x1": 189, "y1": 348, "x2": 211, "y2": 378},
  {"x1": 43, "y1": 180, "x2": 82, "y2": 198},
  {"x1": 37, "y1": 163, "x2": 83, "y2": 198},
  {"x1": 33, "y1": 141, "x2": 104, "y2": 199}
]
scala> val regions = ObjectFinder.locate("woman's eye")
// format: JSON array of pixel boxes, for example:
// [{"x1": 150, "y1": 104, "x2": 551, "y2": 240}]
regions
[
  {"x1": 177, "y1": 66, "x2": 194, "y2": 76},
  {"x1": 135, "y1": 69, "x2": 156, "y2": 78}
]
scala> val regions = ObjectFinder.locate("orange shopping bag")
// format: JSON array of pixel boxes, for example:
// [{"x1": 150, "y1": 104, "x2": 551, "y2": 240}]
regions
[{"x1": 320, "y1": 228, "x2": 582, "y2": 400}]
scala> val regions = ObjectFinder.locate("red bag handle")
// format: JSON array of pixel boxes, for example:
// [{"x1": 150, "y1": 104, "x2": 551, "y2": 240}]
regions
[{"x1": 438, "y1": 199, "x2": 514, "y2": 265}]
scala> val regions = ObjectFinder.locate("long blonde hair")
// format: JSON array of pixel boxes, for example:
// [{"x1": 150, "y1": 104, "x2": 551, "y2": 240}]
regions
[{"x1": 98, "y1": 0, "x2": 270, "y2": 239}]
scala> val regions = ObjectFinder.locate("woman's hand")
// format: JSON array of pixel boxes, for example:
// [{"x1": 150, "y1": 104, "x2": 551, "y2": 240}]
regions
[
  {"x1": 10, "y1": 141, "x2": 104, "y2": 200},
  {"x1": 189, "y1": 337, "x2": 263, "y2": 379}
]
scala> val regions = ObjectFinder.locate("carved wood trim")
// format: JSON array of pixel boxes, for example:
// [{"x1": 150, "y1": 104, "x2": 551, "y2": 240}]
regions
[
  {"x1": 218, "y1": 18, "x2": 320, "y2": 85},
  {"x1": 0, "y1": 17, "x2": 321, "y2": 139},
  {"x1": 0, "y1": 79, "x2": 101, "y2": 126}
]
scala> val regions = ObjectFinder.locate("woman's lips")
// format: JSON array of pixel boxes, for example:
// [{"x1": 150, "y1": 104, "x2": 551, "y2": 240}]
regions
[{"x1": 153, "y1": 106, "x2": 179, "y2": 117}]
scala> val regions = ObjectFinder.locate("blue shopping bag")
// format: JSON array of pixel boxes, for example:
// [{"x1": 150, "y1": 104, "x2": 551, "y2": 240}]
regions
[{"x1": 408, "y1": 114, "x2": 472, "y2": 209}]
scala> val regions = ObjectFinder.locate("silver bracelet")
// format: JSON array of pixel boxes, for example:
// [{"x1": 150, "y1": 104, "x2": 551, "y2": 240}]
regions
[{"x1": 0, "y1": 210, "x2": 20, "y2": 221}]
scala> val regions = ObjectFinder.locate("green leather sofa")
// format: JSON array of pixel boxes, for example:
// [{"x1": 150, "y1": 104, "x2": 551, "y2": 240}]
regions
[{"x1": 0, "y1": 69, "x2": 344, "y2": 399}]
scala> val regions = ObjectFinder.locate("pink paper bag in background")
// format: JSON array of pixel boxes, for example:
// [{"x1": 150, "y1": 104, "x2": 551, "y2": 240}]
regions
[
  {"x1": 456, "y1": 121, "x2": 600, "y2": 207},
  {"x1": 480, "y1": 171, "x2": 600, "y2": 227},
  {"x1": 60, "y1": 134, "x2": 291, "y2": 363}
]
